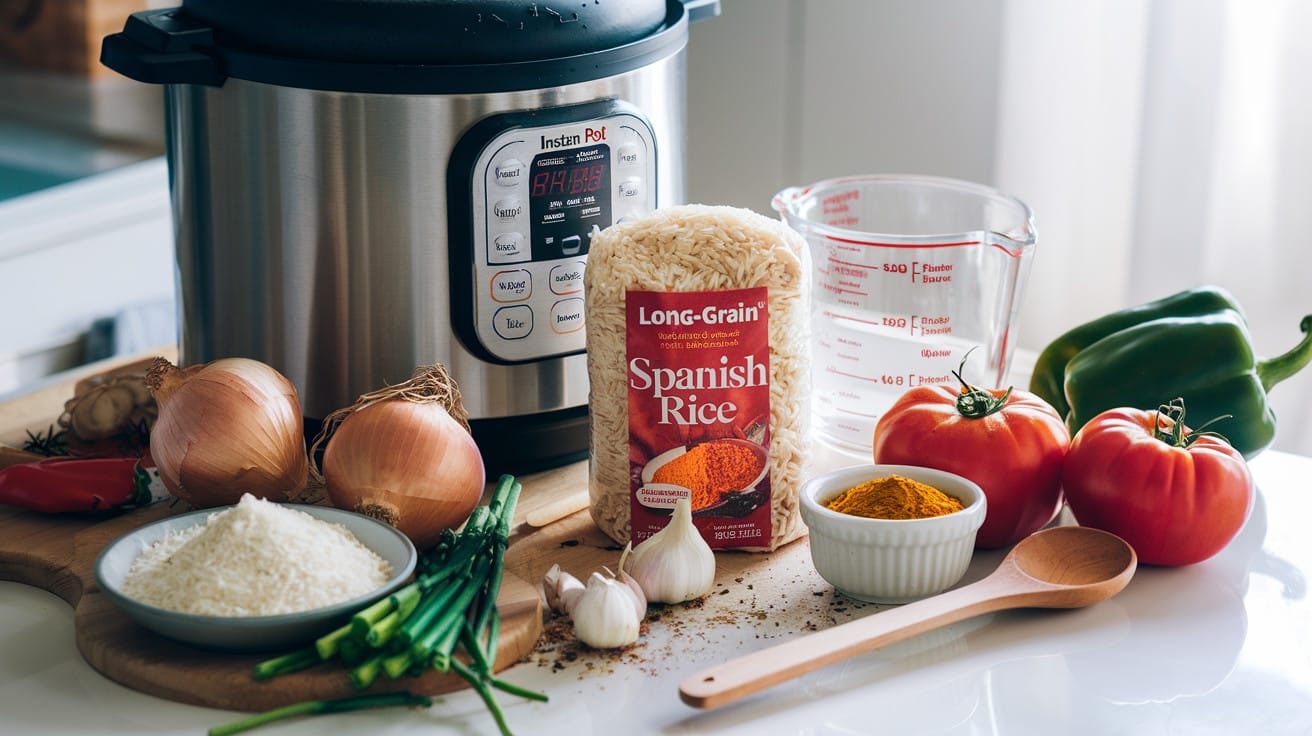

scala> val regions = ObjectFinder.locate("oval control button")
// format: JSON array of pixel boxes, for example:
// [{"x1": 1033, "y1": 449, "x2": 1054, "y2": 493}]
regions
[
  {"x1": 617, "y1": 144, "x2": 640, "y2": 166},
  {"x1": 550, "y1": 298, "x2": 585, "y2": 334},
  {"x1": 489, "y1": 232, "x2": 528, "y2": 263},
  {"x1": 491, "y1": 269, "x2": 532, "y2": 302},
  {"x1": 494, "y1": 159, "x2": 524, "y2": 187},
  {"x1": 493, "y1": 305, "x2": 533, "y2": 340},
  {"x1": 549, "y1": 261, "x2": 585, "y2": 295},
  {"x1": 617, "y1": 177, "x2": 641, "y2": 199},
  {"x1": 493, "y1": 197, "x2": 523, "y2": 219}
]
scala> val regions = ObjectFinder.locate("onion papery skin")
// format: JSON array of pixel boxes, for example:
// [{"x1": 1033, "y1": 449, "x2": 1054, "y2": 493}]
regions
[
  {"x1": 323, "y1": 400, "x2": 485, "y2": 550},
  {"x1": 148, "y1": 358, "x2": 308, "y2": 507}
]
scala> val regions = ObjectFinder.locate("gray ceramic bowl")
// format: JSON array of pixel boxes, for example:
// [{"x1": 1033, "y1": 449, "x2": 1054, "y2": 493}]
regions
[{"x1": 94, "y1": 504, "x2": 417, "y2": 652}]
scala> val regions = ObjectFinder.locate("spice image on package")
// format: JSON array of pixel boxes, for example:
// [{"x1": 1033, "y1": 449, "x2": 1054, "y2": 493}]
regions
[
  {"x1": 584, "y1": 204, "x2": 811, "y2": 552},
  {"x1": 652, "y1": 440, "x2": 764, "y2": 512}
]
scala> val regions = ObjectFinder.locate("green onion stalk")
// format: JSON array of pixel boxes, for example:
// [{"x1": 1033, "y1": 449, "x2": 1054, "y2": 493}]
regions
[
  {"x1": 208, "y1": 692, "x2": 433, "y2": 736},
  {"x1": 216, "y1": 475, "x2": 544, "y2": 736}
]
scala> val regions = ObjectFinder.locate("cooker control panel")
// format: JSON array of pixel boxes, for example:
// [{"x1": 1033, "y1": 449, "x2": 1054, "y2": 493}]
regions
[{"x1": 451, "y1": 101, "x2": 658, "y2": 364}]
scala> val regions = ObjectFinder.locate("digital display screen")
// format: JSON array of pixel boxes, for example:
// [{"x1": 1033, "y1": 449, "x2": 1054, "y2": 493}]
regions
[
  {"x1": 531, "y1": 163, "x2": 606, "y2": 197},
  {"x1": 528, "y1": 144, "x2": 611, "y2": 262}
]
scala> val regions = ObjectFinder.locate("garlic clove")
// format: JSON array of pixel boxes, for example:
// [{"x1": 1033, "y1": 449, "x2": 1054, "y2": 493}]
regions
[
  {"x1": 559, "y1": 579, "x2": 585, "y2": 615},
  {"x1": 542, "y1": 564, "x2": 585, "y2": 615},
  {"x1": 624, "y1": 497, "x2": 716, "y2": 604},
  {"x1": 618, "y1": 568, "x2": 647, "y2": 621},
  {"x1": 541, "y1": 565, "x2": 561, "y2": 612},
  {"x1": 571, "y1": 572, "x2": 643, "y2": 649},
  {"x1": 615, "y1": 545, "x2": 649, "y2": 619}
]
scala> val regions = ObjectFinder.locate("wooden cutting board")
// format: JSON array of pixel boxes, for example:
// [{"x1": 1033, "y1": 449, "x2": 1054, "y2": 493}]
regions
[
  {"x1": 0, "y1": 449, "x2": 545, "y2": 713},
  {"x1": 0, "y1": 353, "x2": 810, "y2": 713}
]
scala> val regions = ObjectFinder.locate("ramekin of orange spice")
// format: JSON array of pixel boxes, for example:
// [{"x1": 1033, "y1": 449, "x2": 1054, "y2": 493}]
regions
[{"x1": 799, "y1": 464, "x2": 986, "y2": 603}]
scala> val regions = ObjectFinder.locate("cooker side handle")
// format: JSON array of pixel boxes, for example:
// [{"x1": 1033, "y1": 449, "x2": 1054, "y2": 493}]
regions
[
  {"x1": 100, "y1": 9, "x2": 226, "y2": 87},
  {"x1": 683, "y1": 0, "x2": 722, "y2": 24}
]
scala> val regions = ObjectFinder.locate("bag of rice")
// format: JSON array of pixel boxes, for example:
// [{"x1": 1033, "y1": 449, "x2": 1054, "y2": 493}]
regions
[{"x1": 584, "y1": 204, "x2": 811, "y2": 552}]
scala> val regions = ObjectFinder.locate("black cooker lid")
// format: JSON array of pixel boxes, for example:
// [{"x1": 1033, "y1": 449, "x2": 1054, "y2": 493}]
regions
[
  {"x1": 183, "y1": 0, "x2": 664, "y2": 66},
  {"x1": 101, "y1": 0, "x2": 719, "y2": 94}
]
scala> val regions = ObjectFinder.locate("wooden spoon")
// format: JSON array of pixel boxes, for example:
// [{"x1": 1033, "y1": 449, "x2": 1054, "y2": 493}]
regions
[{"x1": 679, "y1": 525, "x2": 1137, "y2": 709}]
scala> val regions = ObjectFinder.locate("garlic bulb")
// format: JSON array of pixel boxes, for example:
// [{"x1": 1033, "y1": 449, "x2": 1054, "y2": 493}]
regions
[
  {"x1": 571, "y1": 571, "x2": 644, "y2": 649},
  {"x1": 542, "y1": 564, "x2": 585, "y2": 615},
  {"x1": 624, "y1": 497, "x2": 716, "y2": 603},
  {"x1": 60, "y1": 373, "x2": 156, "y2": 442}
]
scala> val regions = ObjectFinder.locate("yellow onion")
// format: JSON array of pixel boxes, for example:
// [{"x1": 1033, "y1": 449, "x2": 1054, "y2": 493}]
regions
[
  {"x1": 145, "y1": 357, "x2": 309, "y2": 506},
  {"x1": 320, "y1": 365, "x2": 485, "y2": 550}
]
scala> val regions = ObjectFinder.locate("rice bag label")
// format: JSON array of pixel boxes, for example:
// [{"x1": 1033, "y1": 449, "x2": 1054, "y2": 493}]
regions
[{"x1": 625, "y1": 287, "x2": 772, "y2": 550}]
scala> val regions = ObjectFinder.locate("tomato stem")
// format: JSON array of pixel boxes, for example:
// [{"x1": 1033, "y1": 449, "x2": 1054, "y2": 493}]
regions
[
  {"x1": 1152, "y1": 398, "x2": 1233, "y2": 448},
  {"x1": 952, "y1": 348, "x2": 1012, "y2": 419}
]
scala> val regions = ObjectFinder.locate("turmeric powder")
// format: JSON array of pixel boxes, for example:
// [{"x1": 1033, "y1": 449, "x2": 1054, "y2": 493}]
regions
[
  {"x1": 652, "y1": 441, "x2": 764, "y2": 511},
  {"x1": 825, "y1": 475, "x2": 964, "y2": 520}
]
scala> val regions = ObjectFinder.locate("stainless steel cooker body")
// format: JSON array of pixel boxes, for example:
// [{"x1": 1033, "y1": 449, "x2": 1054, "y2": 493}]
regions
[
  {"x1": 101, "y1": 0, "x2": 717, "y2": 470},
  {"x1": 164, "y1": 57, "x2": 687, "y2": 424}
]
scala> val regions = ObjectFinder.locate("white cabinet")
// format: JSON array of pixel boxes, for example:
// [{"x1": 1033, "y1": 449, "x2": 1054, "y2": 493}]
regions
[{"x1": 0, "y1": 158, "x2": 173, "y2": 396}]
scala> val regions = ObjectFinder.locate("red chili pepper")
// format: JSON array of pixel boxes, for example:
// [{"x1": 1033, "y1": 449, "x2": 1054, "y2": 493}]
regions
[{"x1": 0, "y1": 457, "x2": 166, "y2": 514}]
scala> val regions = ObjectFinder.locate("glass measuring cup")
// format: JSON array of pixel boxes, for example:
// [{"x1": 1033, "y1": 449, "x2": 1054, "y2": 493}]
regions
[{"x1": 774, "y1": 175, "x2": 1036, "y2": 457}]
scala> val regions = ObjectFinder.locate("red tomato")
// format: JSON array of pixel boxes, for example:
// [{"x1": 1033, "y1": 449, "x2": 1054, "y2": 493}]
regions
[
  {"x1": 872, "y1": 384, "x2": 1070, "y2": 549},
  {"x1": 1062, "y1": 403, "x2": 1254, "y2": 566}
]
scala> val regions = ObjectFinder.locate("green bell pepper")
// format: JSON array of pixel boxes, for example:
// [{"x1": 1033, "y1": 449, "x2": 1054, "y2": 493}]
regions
[
  {"x1": 1029, "y1": 286, "x2": 1312, "y2": 458},
  {"x1": 1030, "y1": 286, "x2": 1241, "y2": 417}
]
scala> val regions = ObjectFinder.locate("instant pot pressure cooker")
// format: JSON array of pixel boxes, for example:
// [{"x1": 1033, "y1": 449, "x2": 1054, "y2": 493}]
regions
[{"x1": 102, "y1": 0, "x2": 719, "y2": 472}]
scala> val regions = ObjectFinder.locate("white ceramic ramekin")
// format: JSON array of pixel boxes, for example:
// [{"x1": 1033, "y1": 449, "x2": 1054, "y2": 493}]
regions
[{"x1": 799, "y1": 464, "x2": 986, "y2": 603}]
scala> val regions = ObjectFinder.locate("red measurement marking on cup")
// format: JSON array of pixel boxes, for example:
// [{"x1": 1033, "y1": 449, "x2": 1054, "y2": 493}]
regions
[
  {"x1": 819, "y1": 281, "x2": 868, "y2": 298},
  {"x1": 915, "y1": 373, "x2": 954, "y2": 386},
  {"x1": 822, "y1": 310, "x2": 953, "y2": 336},
  {"x1": 825, "y1": 366, "x2": 878, "y2": 383},
  {"x1": 827, "y1": 365, "x2": 954, "y2": 389},
  {"x1": 826, "y1": 254, "x2": 956, "y2": 285},
  {"x1": 826, "y1": 256, "x2": 871, "y2": 272},
  {"x1": 912, "y1": 315, "x2": 953, "y2": 335},
  {"x1": 834, "y1": 388, "x2": 864, "y2": 403},
  {"x1": 913, "y1": 263, "x2": 954, "y2": 284},
  {"x1": 834, "y1": 405, "x2": 881, "y2": 419},
  {"x1": 821, "y1": 234, "x2": 1027, "y2": 259},
  {"x1": 822, "y1": 309, "x2": 881, "y2": 327},
  {"x1": 823, "y1": 235, "x2": 981, "y2": 249}
]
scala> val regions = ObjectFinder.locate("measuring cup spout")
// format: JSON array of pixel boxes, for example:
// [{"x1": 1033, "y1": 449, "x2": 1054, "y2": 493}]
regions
[{"x1": 771, "y1": 186, "x2": 804, "y2": 219}]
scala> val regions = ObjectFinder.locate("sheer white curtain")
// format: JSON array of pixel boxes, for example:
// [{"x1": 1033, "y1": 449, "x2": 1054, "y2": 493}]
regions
[{"x1": 997, "y1": 0, "x2": 1312, "y2": 455}]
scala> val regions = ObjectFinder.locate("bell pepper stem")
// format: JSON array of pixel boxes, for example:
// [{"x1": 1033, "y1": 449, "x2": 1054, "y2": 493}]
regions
[{"x1": 1257, "y1": 315, "x2": 1312, "y2": 391}]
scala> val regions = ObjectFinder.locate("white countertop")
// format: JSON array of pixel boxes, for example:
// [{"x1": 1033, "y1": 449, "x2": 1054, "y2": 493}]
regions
[{"x1": 4, "y1": 449, "x2": 1311, "y2": 736}]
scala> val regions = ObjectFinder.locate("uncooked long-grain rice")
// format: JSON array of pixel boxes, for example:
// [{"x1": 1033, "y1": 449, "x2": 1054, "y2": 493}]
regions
[{"x1": 584, "y1": 204, "x2": 810, "y2": 551}]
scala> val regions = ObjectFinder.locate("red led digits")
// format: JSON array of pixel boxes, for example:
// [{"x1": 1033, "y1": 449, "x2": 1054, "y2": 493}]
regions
[{"x1": 569, "y1": 166, "x2": 588, "y2": 195}]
